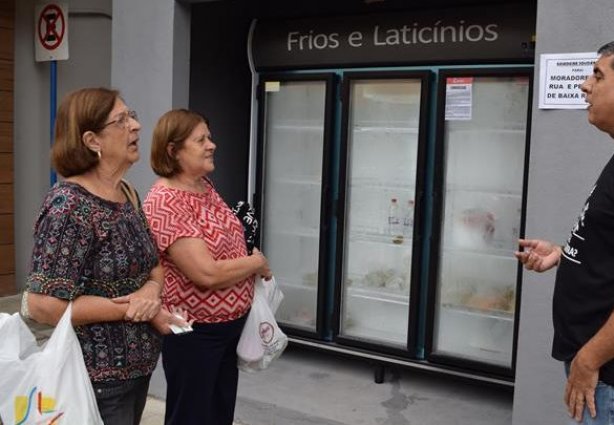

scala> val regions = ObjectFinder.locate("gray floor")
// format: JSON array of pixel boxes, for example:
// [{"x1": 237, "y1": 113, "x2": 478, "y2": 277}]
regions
[
  {"x1": 1, "y1": 294, "x2": 513, "y2": 425},
  {"x1": 233, "y1": 347, "x2": 512, "y2": 425}
]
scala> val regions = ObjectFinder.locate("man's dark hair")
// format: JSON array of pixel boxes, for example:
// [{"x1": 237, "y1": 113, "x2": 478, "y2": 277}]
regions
[{"x1": 598, "y1": 41, "x2": 614, "y2": 69}]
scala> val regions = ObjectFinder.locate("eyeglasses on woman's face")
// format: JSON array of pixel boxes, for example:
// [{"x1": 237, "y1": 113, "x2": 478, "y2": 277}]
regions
[{"x1": 101, "y1": 110, "x2": 139, "y2": 130}]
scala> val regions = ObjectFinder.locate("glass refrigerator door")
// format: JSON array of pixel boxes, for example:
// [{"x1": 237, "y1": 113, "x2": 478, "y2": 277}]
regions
[
  {"x1": 258, "y1": 75, "x2": 333, "y2": 334},
  {"x1": 337, "y1": 73, "x2": 428, "y2": 348},
  {"x1": 430, "y1": 71, "x2": 530, "y2": 369}
]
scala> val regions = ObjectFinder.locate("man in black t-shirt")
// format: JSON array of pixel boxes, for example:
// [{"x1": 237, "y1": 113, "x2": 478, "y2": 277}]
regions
[{"x1": 516, "y1": 41, "x2": 614, "y2": 425}]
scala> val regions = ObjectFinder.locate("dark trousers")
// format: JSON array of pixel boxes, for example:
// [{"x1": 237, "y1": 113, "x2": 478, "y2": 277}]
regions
[
  {"x1": 92, "y1": 375, "x2": 151, "y2": 425},
  {"x1": 163, "y1": 315, "x2": 247, "y2": 425}
]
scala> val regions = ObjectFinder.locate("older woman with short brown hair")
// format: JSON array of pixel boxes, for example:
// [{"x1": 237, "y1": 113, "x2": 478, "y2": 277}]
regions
[
  {"x1": 25, "y1": 87, "x2": 187, "y2": 425},
  {"x1": 143, "y1": 108, "x2": 271, "y2": 425}
]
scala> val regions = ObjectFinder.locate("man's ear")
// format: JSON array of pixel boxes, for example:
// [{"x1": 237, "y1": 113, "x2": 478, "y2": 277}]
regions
[{"x1": 82, "y1": 130, "x2": 101, "y2": 152}]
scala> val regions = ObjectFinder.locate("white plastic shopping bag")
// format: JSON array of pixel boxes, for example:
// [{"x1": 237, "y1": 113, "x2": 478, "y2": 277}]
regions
[
  {"x1": 261, "y1": 275, "x2": 284, "y2": 313},
  {"x1": 237, "y1": 276, "x2": 288, "y2": 372},
  {"x1": 0, "y1": 303, "x2": 103, "y2": 425}
]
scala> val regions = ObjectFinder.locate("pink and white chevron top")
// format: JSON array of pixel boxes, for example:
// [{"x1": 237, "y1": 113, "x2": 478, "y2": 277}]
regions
[{"x1": 143, "y1": 179, "x2": 254, "y2": 323}]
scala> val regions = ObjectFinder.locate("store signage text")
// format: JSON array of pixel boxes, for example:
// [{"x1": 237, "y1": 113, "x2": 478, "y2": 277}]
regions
[
  {"x1": 250, "y1": 4, "x2": 535, "y2": 70},
  {"x1": 286, "y1": 22, "x2": 499, "y2": 52}
]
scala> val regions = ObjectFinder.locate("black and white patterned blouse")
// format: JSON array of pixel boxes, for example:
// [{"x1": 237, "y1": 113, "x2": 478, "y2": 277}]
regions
[{"x1": 26, "y1": 182, "x2": 161, "y2": 383}]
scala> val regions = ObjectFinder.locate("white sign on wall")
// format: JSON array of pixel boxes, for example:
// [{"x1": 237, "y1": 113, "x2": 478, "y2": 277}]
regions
[
  {"x1": 538, "y1": 52, "x2": 598, "y2": 109},
  {"x1": 34, "y1": 2, "x2": 69, "y2": 62}
]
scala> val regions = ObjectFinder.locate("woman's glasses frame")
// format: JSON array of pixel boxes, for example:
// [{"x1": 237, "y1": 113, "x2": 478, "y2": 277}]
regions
[{"x1": 101, "y1": 110, "x2": 138, "y2": 130}]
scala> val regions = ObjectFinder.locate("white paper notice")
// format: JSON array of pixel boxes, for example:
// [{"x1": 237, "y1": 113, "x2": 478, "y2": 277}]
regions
[
  {"x1": 445, "y1": 77, "x2": 473, "y2": 121},
  {"x1": 539, "y1": 52, "x2": 598, "y2": 109}
]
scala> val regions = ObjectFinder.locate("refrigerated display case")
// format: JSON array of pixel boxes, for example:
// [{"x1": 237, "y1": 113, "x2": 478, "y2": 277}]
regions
[
  {"x1": 252, "y1": 67, "x2": 532, "y2": 384},
  {"x1": 255, "y1": 74, "x2": 336, "y2": 338},
  {"x1": 333, "y1": 72, "x2": 429, "y2": 353},
  {"x1": 426, "y1": 69, "x2": 532, "y2": 374}
]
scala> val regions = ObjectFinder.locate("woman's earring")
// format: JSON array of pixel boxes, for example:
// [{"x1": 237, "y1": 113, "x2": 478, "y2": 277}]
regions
[{"x1": 96, "y1": 150, "x2": 102, "y2": 159}]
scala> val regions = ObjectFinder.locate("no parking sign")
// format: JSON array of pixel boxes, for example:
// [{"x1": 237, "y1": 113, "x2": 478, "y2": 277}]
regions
[{"x1": 34, "y1": 2, "x2": 69, "y2": 61}]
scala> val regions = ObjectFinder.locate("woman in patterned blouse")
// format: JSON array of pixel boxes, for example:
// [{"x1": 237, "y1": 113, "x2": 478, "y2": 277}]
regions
[
  {"x1": 25, "y1": 88, "x2": 188, "y2": 425},
  {"x1": 143, "y1": 109, "x2": 272, "y2": 425}
]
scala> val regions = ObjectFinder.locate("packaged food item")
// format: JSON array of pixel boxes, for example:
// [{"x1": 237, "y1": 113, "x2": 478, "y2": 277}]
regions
[
  {"x1": 453, "y1": 208, "x2": 495, "y2": 249},
  {"x1": 458, "y1": 284, "x2": 516, "y2": 313},
  {"x1": 387, "y1": 198, "x2": 402, "y2": 238}
]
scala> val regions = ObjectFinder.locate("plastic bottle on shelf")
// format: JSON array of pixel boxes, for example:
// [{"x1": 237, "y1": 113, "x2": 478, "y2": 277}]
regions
[
  {"x1": 387, "y1": 198, "x2": 402, "y2": 241},
  {"x1": 403, "y1": 199, "x2": 415, "y2": 237}
]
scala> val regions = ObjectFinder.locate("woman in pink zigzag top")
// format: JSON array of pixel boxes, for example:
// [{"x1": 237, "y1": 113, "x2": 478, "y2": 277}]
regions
[{"x1": 143, "y1": 109, "x2": 272, "y2": 425}]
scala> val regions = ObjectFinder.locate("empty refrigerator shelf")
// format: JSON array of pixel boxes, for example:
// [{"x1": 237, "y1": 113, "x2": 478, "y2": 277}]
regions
[
  {"x1": 271, "y1": 121, "x2": 324, "y2": 131},
  {"x1": 441, "y1": 246, "x2": 516, "y2": 259},
  {"x1": 444, "y1": 185, "x2": 522, "y2": 197},
  {"x1": 352, "y1": 125, "x2": 419, "y2": 134},
  {"x1": 349, "y1": 178, "x2": 415, "y2": 190},
  {"x1": 268, "y1": 227, "x2": 319, "y2": 238},
  {"x1": 441, "y1": 303, "x2": 514, "y2": 321},
  {"x1": 344, "y1": 273, "x2": 410, "y2": 301},
  {"x1": 275, "y1": 276, "x2": 318, "y2": 290},
  {"x1": 348, "y1": 230, "x2": 413, "y2": 246},
  {"x1": 346, "y1": 286, "x2": 409, "y2": 305},
  {"x1": 447, "y1": 126, "x2": 527, "y2": 134},
  {"x1": 273, "y1": 175, "x2": 322, "y2": 185}
]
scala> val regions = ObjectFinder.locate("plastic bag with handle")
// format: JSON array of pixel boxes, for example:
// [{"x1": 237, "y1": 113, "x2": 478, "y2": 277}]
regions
[
  {"x1": 0, "y1": 303, "x2": 103, "y2": 424},
  {"x1": 236, "y1": 276, "x2": 288, "y2": 372}
]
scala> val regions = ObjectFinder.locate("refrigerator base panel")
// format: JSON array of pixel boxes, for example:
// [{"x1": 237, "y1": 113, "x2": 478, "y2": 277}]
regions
[
  {"x1": 431, "y1": 305, "x2": 514, "y2": 367},
  {"x1": 287, "y1": 336, "x2": 514, "y2": 388},
  {"x1": 341, "y1": 325, "x2": 407, "y2": 347}
]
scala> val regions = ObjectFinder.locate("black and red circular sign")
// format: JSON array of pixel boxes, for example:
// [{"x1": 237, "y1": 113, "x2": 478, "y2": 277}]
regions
[{"x1": 37, "y1": 4, "x2": 65, "y2": 50}]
